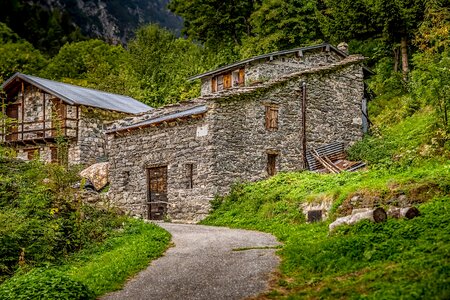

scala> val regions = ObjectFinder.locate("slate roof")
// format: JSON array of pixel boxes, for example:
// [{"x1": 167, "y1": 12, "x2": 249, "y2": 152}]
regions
[
  {"x1": 189, "y1": 43, "x2": 349, "y2": 81},
  {"x1": 1, "y1": 73, "x2": 152, "y2": 114},
  {"x1": 107, "y1": 105, "x2": 208, "y2": 134}
]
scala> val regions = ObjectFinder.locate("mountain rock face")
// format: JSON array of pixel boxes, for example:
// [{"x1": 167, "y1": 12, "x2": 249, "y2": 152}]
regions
[
  {"x1": 1, "y1": 0, "x2": 182, "y2": 47},
  {"x1": 39, "y1": 0, "x2": 182, "y2": 43}
]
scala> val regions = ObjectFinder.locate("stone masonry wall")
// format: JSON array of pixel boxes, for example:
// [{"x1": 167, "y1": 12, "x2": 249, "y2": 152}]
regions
[
  {"x1": 207, "y1": 63, "x2": 364, "y2": 197},
  {"x1": 107, "y1": 115, "x2": 215, "y2": 222},
  {"x1": 200, "y1": 49, "x2": 342, "y2": 96},
  {"x1": 74, "y1": 107, "x2": 126, "y2": 165}
]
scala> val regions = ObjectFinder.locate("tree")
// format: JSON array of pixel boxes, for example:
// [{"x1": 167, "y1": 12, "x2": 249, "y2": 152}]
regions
[
  {"x1": 169, "y1": 0, "x2": 257, "y2": 59},
  {"x1": 319, "y1": 0, "x2": 426, "y2": 80},
  {"x1": 41, "y1": 39, "x2": 139, "y2": 98},
  {"x1": 240, "y1": 0, "x2": 324, "y2": 57},
  {"x1": 0, "y1": 23, "x2": 46, "y2": 82},
  {"x1": 411, "y1": 1, "x2": 450, "y2": 131},
  {"x1": 127, "y1": 24, "x2": 213, "y2": 106}
]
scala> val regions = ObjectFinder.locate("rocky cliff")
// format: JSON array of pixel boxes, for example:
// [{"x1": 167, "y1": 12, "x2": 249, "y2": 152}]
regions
[{"x1": 1, "y1": 0, "x2": 182, "y2": 49}]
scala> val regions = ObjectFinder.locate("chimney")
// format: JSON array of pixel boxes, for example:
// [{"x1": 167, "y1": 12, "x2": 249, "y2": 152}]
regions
[{"x1": 337, "y1": 42, "x2": 349, "y2": 54}]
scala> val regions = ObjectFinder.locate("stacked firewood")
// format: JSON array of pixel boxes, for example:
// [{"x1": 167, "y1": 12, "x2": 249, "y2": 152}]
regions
[{"x1": 329, "y1": 206, "x2": 420, "y2": 232}]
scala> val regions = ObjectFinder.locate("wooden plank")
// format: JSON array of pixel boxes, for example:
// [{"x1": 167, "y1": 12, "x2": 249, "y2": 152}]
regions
[
  {"x1": 238, "y1": 69, "x2": 245, "y2": 86},
  {"x1": 42, "y1": 92, "x2": 46, "y2": 136},
  {"x1": 211, "y1": 77, "x2": 217, "y2": 92},
  {"x1": 21, "y1": 82, "x2": 24, "y2": 140},
  {"x1": 311, "y1": 149, "x2": 339, "y2": 174}
]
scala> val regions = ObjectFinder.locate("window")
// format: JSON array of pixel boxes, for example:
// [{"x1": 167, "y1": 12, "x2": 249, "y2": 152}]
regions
[
  {"x1": 185, "y1": 163, "x2": 195, "y2": 189},
  {"x1": 265, "y1": 105, "x2": 279, "y2": 131},
  {"x1": 267, "y1": 153, "x2": 278, "y2": 176},
  {"x1": 25, "y1": 148, "x2": 39, "y2": 160},
  {"x1": 212, "y1": 68, "x2": 245, "y2": 92},
  {"x1": 217, "y1": 75, "x2": 224, "y2": 91},
  {"x1": 186, "y1": 164, "x2": 194, "y2": 189},
  {"x1": 50, "y1": 147, "x2": 58, "y2": 163}
]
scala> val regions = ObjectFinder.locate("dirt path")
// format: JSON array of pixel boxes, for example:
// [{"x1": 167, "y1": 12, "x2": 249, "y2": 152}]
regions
[{"x1": 102, "y1": 223, "x2": 281, "y2": 300}]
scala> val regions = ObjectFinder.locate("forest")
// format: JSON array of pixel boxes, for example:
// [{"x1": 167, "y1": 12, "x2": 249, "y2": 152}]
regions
[{"x1": 0, "y1": 0, "x2": 450, "y2": 299}]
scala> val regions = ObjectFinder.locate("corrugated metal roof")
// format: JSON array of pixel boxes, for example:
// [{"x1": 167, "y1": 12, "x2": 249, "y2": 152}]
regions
[
  {"x1": 189, "y1": 43, "x2": 348, "y2": 81},
  {"x1": 107, "y1": 105, "x2": 208, "y2": 134},
  {"x1": 1, "y1": 73, "x2": 152, "y2": 114}
]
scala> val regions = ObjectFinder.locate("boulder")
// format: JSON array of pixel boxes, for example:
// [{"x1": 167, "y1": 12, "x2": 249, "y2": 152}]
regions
[{"x1": 79, "y1": 162, "x2": 110, "y2": 191}]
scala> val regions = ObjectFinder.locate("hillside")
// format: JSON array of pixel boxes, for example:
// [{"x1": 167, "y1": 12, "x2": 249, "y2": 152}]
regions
[{"x1": 202, "y1": 109, "x2": 450, "y2": 299}]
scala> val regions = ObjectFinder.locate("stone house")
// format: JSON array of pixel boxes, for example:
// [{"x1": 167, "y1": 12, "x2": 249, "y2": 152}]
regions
[
  {"x1": 0, "y1": 73, "x2": 151, "y2": 164},
  {"x1": 106, "y1": 43, "x2": 370, "y2": 222}
]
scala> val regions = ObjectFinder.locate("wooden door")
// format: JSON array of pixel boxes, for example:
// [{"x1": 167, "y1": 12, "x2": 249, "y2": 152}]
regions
[
  {"x1": 5, "y1": 104, "x2": 19, "y2": 141},
  {"x1": 147, "y1": 166, "x2": 168, "y2": 220},
  {"x1": 267, "y1": 154, "x2": 277, "y2": 176}
]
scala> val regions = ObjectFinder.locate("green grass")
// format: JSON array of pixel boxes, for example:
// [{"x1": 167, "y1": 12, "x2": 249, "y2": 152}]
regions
[
  {"x1": 58, "y1": 219, "x2": 170, "y2": 296},
  {"x1": 0, "y1": 219, "x2": 171, "y2": 299},
  {"x1": 202, "y1": 109, "x2": 450, "y2": 299}
]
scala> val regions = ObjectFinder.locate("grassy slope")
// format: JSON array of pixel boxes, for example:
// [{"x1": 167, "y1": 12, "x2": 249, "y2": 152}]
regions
[
  {"x1": 202, "y1": 110, "x2": 450, "y2": 299},
  {"x1": 0, "y1": 220, "x2": 170, "y2": 299},
  {"x1": 58, "y1": 220, "x2": 170, "y2": 297}
]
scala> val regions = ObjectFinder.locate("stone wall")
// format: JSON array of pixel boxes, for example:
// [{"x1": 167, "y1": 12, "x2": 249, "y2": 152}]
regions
[
  {"x1": 200, "y1": 49, "x2": 342, "y2": 96},
  {"x1": 207, "y1": 62, "x2": 364, "y2": 197},
  {"x1": 74, "y1": 107, "x2": 126, "y2": 165},
  {"x1": 107, "y1": 113, "x2": 215, "y2": 222}
]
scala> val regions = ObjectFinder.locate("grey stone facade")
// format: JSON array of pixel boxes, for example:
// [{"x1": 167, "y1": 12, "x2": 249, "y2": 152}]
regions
[
  {"x1": 200, "y1": 48, "x2": 342, "y2": 96},
  {"x1": 108, "y1": 55, "x2": 366, "y2": 222}
]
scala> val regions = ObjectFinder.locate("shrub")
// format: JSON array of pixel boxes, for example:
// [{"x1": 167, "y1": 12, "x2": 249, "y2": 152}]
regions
[{"x1": 0, "y1": 269, "x2": 94, "y2": 300}]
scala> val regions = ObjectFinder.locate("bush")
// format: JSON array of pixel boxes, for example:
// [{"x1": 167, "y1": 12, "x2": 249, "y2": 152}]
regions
[{"x1": 0, "y1": 269, "x2": 94, "y2": 300}]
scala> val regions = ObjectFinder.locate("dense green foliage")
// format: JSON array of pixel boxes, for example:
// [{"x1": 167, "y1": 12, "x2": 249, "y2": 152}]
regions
[
  {"x1": 0, "y1": 269, "x2": 94, "y2": 300},
  {"x1": 0, "y1": 0, "x2": 85, "y2": 55}
]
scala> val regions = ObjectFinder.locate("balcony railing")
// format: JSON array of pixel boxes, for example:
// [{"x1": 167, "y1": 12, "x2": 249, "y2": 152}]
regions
[{"x1": 0, "y1": 118, "x2": 78, "y2": 145}]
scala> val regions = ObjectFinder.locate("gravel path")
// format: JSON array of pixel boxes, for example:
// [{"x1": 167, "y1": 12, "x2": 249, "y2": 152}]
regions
[{"x1": 102, "y1": 223, "x2": 281, "y2": 300}]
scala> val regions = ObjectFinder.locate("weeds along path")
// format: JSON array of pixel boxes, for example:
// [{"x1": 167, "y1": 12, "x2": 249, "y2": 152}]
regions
[{"x1": 102, "y1": 223, "x2": 281, "y2": 300}]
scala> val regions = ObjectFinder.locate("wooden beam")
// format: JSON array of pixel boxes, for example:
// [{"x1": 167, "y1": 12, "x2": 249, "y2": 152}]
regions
[
  {"x1": 21, "y1": 82, "x2": 24, "y2": 140},
  {"x1": 302, "y1": 82, "x2": 308, "y2": 169},
  {"x1": 75, "y1": 106, "x2": 79, "y2": 140},
  {"x1": 42, "y1": 91, "x2": 46, "y2": 137}
]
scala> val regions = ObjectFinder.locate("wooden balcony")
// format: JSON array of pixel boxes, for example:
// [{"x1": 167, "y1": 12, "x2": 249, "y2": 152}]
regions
[{"x1": 0, "y1": 118, "x2": 78, "y2": 146}]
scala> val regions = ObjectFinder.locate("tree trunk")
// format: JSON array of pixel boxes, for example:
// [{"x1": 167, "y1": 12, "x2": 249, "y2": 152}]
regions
[
  {"x1": 329, "y1": 208, "x2": 387, "y2": 231},
  {"x1": 401, "y1": 36, "x2": 409, "y2": 81},
  {"x1": 393, "y1": 47, "x2": 400, "y2": 73}
]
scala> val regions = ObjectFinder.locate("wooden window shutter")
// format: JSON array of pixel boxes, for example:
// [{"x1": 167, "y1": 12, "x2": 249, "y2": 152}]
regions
[
  {"x1": 223, "y1": 73, "x2": 232, "y2": 89},
  {"x1": 238, "y1": 69, "x2": 245, "y2": 86},
  {"x1": 265, "y1": 105, "x2": 279, "y2": 131},
  {"x1": 26, "y1": 148, "x2": 39, "y2": 160},
  {"x1": 211, "y1": 77, "x2": 217, "y2": 93}
]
